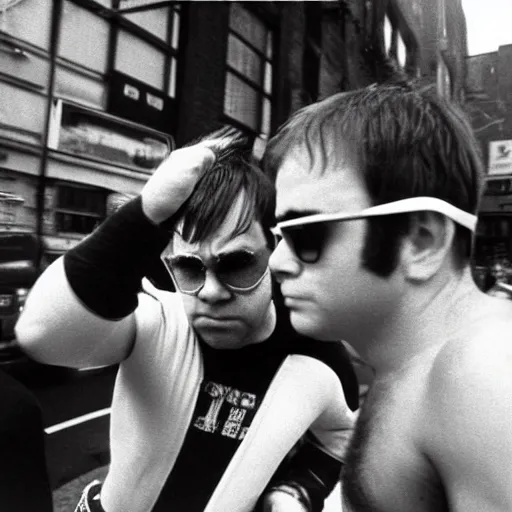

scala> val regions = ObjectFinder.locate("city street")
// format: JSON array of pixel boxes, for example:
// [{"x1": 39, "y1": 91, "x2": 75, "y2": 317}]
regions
[
  {"x1": 4, "y1": 362, "x2": 116, "y2": 489},
  {"x1": 2, "y1": 2, "x2": 508, "y2": 511}
]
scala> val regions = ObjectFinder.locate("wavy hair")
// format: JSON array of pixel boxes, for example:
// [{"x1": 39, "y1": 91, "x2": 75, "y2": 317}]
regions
[
  {"x1": 169, "y1": 126, "x2": 276, "y2": 248},
  {"x1": 263, "y1": 84, "x2": 484, "y2": 274}
]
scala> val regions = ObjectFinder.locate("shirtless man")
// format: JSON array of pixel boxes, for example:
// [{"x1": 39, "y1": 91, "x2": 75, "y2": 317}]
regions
[{"x1": 264, "y1": 83, "x2": 512, "y2": 511}]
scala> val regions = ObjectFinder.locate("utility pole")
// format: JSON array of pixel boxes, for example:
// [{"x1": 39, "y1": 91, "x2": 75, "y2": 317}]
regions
[{"x1": 36, "y1": 0, "x2": 62, "y2": 270}]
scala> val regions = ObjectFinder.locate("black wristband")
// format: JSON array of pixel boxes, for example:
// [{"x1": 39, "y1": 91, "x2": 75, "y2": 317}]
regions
[
  {"x1": 271, "y1": 437, "x2": 342, "y2": 512},
  {"x1": 64, "y1": 196, "x2": 169, "y2": 319}
]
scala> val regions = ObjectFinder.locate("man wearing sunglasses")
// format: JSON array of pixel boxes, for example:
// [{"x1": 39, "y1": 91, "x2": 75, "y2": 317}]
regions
[
  {"x1": 16, "y1": 129, "x2": 358, "y2": 512},
  {"x1": 264, "y1": 83, "x2": 512, "y2": 512}
]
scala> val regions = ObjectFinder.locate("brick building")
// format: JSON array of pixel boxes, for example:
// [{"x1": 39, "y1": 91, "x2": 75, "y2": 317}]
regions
[
  {"x1": 322, "y1": 0, "x2": 467, "y2": 100},
  {"x1": 466, "y1": 44, "x2": 512, "y2": 281},
  {"x1": 0, "y1": 0, "x2": 319, "y2": 263},
  {"x1": 0, "y1": 0, "x2": 468, "y2": 267}
]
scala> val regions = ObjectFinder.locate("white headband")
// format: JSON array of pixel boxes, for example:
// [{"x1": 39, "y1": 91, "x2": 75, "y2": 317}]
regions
[{"x1": 275, "y1": 196, "x2": 477, "y2": 232}]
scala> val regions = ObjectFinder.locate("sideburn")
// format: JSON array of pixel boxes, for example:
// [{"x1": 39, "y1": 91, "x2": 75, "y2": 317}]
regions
[{"x1": 360, "y1": 216, "x2": 410, "y2": 277}]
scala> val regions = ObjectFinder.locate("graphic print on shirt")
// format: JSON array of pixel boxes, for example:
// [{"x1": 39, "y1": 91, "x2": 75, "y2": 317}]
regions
[{"x1": 193, "y1": 380, "x2": 258, "y2": 440}]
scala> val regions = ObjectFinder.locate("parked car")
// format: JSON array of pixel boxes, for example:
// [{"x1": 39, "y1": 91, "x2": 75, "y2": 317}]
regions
[
  {"x1": 0, "y1": 231, "x2": 39, "y2": 367},
  {"x1": 487, "y1": 281, "x2": 512, "y2": 301}
]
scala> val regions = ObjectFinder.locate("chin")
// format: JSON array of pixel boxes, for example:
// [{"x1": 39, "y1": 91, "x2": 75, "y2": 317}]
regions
[
  {"x1": 289, "y1": 312, "x2": 340, "y2": 341},
  {"x1": 289, "y1": 312, "x2": 323, "y2": 339},
  {"x1": 202, "y1": 338, "x2": 248, "y2": 350},
  {"x1": 198, "y1": 331, "x2": 247, "y2": 350}
]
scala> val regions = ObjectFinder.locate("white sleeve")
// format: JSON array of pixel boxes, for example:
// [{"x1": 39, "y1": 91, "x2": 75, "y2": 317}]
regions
[
  {"x1": 309, "y1": 365, "x2": 358, "y2": 463},
  {"x1": 15, "y1": 257, "x2": 159, "y2": 368}
]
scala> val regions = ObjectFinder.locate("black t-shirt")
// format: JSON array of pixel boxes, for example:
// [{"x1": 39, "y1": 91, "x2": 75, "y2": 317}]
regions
[{"x1": 152, "y1": 300, "x2": 358, "y2": 511}]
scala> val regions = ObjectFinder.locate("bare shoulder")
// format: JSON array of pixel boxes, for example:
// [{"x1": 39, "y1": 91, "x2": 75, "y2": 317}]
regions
[
  {"x1": 424, "y1": 304, "x2": 512, "y2": 442},
  {"x1": 420, "y1": 300, "x2": 512, "y2": 509},
  {"x1": 429, "y1": 315, "x2": 512, "y2": 405}
]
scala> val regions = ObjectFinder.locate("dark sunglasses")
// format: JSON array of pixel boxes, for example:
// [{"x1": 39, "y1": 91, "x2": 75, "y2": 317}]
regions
[
  {"x1": 161, "y1": 247, "x2": 270, "y2": 295},
  {"x1": 271, "y1": 196, "x2": 477, "y2": 264}
]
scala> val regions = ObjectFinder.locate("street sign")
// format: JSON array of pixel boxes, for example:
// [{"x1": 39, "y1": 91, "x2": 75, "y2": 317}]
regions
[
  {"x1": 489, "y1": 140, "x2": 512, "y2": 175},
  {"x1": 48, "y1": 99, "x2": 173, "y2": 173},
  {"x1": 108, "y1": 71, "x2": 176, "y2": 136}
]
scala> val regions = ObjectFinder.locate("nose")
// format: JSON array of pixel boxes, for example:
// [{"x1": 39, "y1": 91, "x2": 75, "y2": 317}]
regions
[
  {"x1": 269, "y1": 238, "x2": 302, "y2": 282},
  {"x1": 196, "y1": 269, "x2": 232, "y2": 303}
]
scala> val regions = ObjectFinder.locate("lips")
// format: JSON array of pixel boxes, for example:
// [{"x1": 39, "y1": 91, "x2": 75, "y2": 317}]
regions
[
  {"x1": 283, "y1": 296, "x2": 306, "y2": 309},
  {"x1": 279, "y1": 287, "x2": 305, "y2": 302},
  {"x1": 193, "y1": 315, "x2": 241, "y2": 328},
  {"x1": 195, "y1": 314, "x2": 237, "y2": 321}
]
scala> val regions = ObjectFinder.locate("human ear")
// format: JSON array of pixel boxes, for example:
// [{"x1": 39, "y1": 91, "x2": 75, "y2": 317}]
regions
[{"x1": 400, "y1": 212, "x2": 455, "y2": 281}]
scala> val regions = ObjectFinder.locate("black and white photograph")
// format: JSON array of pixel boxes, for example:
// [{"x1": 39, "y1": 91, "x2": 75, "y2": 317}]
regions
[{"x1": 0, "y1": 1, "x2": 511, "y2": 511}]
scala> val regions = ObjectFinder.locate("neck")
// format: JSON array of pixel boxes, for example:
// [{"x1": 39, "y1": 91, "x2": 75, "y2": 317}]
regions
[
  {"x1": 249, "y1": 300, "x2": 277, "y2": 344},
  {"x1": 359, "y1": 266, "x2": 484, "y2": 376}
]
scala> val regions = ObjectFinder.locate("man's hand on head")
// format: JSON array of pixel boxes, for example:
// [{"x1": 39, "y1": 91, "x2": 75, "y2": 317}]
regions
[{"x1": 141, "y1": 142, "x2": 216, "y2": 225}]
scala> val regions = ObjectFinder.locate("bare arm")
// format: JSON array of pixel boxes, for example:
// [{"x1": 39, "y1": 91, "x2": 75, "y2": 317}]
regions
[
  {"x1": 262, "y1": 355, "x2": 357, "y2": 512},
  {"x1": 428, "y1": 330, "x2": 512, "y2": 511},
  {"x1": 16, "y1": 256, "x2": 136, "y2": 368},
  {"x1": 16, "y1": 141, "x2": 217, "y2": 369},
  {"x1": 15, "y1": 196, "x2": 163, "y2": 367}
]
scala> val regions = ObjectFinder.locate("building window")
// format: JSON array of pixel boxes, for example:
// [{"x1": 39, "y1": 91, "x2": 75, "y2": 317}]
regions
[
  {"x1": 473, "y1": 215, "x2": 512, "y2": 275},
  {"x1": 114, "y1": 2, "x2": 181, "y2": 98},
  {"x1": 383, "y1": 15, "x2": 392, "y2": 54},
  {"x1": 116, "y1": 31, "x2": 167, "y2": 90},
  {"x1": 485, "y1": 178, "x2": 512, "y2": 196},
  {"x1": 382, "y1": 12, "x2": 415, "y2": 73},
  {"x1": 437, "y1": 56, "x2": 452, "y2": 100},
  {"x1": 59, "y1": 2, "x2": 110, "y2": 73},
  {"x1": 224, "y1": 3, "x2": 273, "y2": 138},
  {"x1": 0, "y1": 0, "x2": 52, "y2": 50},
  {"x1": 55, "y1": 184, "x2": 107, "y2": 235},
  {"x1": 120, "y1": 0, "x2": 169, "y2": 41},
  {"x1": 396, "y1": 33, "x2": 406, "y2": 68}
]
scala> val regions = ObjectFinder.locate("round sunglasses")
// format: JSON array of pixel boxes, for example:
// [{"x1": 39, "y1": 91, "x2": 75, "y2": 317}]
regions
[
  {"x1": 271, "y1": 196, "x2": 478, "y2": 264},
  {"x1": 161, "y1": 247, "x2": 270, "y2": 295}
]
